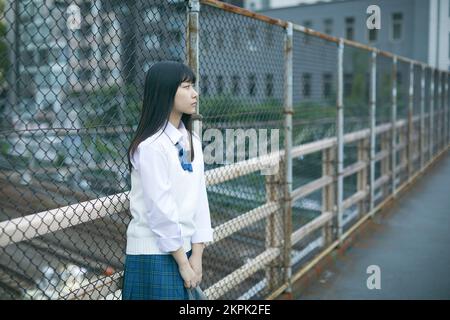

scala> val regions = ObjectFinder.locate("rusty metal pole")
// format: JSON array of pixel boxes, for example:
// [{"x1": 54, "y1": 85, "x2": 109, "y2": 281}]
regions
[
  {"x1": 442, "y1": 72, "x2": 446, "y2": 149},
  {"x1": 322, "y1": 147, "x2": 335, "y2": 243},
  {"x1": 420, "y1": 65, "x2": 425, "y2": 170},
  {"x1": 187, "y1": 0, "x2": 201, "y2": 139},
  {"x1": 282, "y1": 21, "x2": 293, "y2": 296},
  {"x1": 369, "y1": 51, "x2": 376, "y2": 214},
  {"x1": 429, "y1": 69, "x2": 434, "y2": 161},
  {"x1": 336, "y1": 39, "x2": 344, "y2": 243},
  {"x1": 408, "y1": 62, "x2": 414, "y2": 182},
  {"x1": 436, "y1": 71, "x2": 441, "y2": 152},
  {"x1": 444, "y1": 73, "x2": 450, "y2": 147},
  {"x1": 391, "y1": 56, "x2": 397, "y2": 197}
]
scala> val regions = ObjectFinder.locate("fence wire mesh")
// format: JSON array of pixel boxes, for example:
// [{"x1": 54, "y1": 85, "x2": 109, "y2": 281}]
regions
[
  {"x1": 198, "y1": 3, "x2": 286, "y2": 299},
  {"x1": 412, "y1": 64, "x2": 422, "y2": 172},
  {"x1": 0, "y1": 0, "x2": 449, "y2": 300},
  {"x1": 0, "y1": 0, "x2": 187, "y2": 300}
]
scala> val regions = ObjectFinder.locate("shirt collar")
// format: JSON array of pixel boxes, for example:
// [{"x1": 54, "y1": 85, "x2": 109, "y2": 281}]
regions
[{"x1": 163, "y1": 120, "x2": 186, "y2": 145}]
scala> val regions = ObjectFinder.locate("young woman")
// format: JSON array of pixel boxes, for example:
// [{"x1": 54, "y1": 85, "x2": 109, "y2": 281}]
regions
[{"x1": 122, "y1": 61, "x2": 213, "y2": 300}]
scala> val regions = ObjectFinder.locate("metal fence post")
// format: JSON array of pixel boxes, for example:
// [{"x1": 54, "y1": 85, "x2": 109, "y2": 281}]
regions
[
  {"x1": 282, "y1": 21, "x2": 293, "y2": 294},
  {"x1": 322, "y1": 147, "x2": 336, "y2": 243},
  {"x1": 437, "y1": 71, "x2": 441, "y2": 151},
  {"x1": 444, "y1": 73, "x2": 450, "y2": 147},
  {"x1": 264, "y1": 168, "x2": 283, "y2": 292},
  {"x1": 420, "y1": 65, "x2": 425, "y2": 170},
  {"x1": 444, "y1": 73, "x2": 448, "y2": 147},
  {"x1": 336, "y1": 39, "x2": 344, "y2": 243},
  {"x1": 429, "y1": 69, "x2": 434, "y2": 160},
  {"x1": 391, "y1": 56, "x2": 397, "y2": 197},
  {"x1": 369, "y1": 51, "x2": 377, "y2": 214},
  {"x1": 408, "y1": 62, "x2": 414, "y2": 181},
  {"x1": 357, "y1": 137, "x2": 369, "y2": 217},
  {"x1": 187, "y1": 0, "x2": 201, "y2": 139}
]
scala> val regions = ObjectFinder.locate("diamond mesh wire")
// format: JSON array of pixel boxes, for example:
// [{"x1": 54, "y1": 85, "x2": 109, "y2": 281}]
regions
[
  {"x1": 412, "y1": 64, "x2": 422, "y2": 172},
  {"x1": 374, "y1": 54, "x2": 393, "y2": 204},
  {"x1": 198, "y1": 4, "x2": 286, "y2": 299},
  {"x1": 0, "y1": 0, "x2": 187, "y2": 299},
  {"x1": 396, "y1": 60, "x2": 410, "y2": 186},
  {"x1": 0, "y1": 0, "x2": 448, "y2": 301}
]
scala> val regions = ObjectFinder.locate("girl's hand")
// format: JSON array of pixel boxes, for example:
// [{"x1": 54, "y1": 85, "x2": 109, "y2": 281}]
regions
[
  {"x1": 188, "y1": 254, "x2": 203, "y2": 283},
  {"x1": 171, "y1": 247, "x2": 201, "y2": 288},
  {"x1": 178, "y1": 262, "x2": 201, "y2": 288}
]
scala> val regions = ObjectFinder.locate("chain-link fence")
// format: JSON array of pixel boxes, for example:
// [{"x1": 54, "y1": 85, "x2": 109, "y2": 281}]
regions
[{"x1": 0, "y1": 0, "x2": 449, "y2": 300}]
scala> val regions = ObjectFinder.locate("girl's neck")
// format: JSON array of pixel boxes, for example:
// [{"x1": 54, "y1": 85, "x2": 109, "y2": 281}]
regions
[{"x1": 169, "y1": 111, "x2": 182, "y2": 128}]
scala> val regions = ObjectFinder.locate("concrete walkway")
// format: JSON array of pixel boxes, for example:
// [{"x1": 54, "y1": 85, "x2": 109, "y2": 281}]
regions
[{"x1": 296, "y1": 152, "x2": 450, "y2": 300}]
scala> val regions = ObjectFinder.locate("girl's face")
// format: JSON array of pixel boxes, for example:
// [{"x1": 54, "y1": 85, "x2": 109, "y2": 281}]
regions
[{"x1": 173, "y1": 81, "x2": 198, "y2": 115}]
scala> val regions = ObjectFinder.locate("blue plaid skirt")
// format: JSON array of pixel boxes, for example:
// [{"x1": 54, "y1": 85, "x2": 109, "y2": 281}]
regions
[{"x1": 122, "y1": 251, "x2": 191, "y2": 300}]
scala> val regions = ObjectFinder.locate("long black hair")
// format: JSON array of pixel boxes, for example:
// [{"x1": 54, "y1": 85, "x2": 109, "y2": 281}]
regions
[{"x1": 127, "y1": 61, "x2": 197, "y2": 172}]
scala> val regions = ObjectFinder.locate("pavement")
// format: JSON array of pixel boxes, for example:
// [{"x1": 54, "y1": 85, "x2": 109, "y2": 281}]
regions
[{"x1": 295, "y1": 152, "x2": 450, "y2": 300}]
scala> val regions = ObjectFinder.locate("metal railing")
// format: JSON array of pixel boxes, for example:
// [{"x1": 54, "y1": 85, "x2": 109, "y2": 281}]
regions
[{"x1": 0, "y1": 0, "x2": 449, "y2": 300}]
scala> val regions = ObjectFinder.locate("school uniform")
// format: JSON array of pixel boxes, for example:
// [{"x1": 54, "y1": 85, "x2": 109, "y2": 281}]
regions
[{"x1": 122, "y1": 121, "x2": 213, "y2": 300}]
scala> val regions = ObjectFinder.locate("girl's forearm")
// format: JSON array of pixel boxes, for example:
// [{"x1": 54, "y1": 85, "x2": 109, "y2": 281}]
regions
[
  {"x1": 171, "y1": 247, "x2": 190, "y2": 267},
  {"x1": 191, "y1": 243, "x2": 205, "y2": 257}
]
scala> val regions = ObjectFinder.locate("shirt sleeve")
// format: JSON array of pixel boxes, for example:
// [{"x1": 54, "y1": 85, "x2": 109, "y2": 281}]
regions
[
  {"x1": 137, "y1": 143, "x2": 183, "y2": 253},
  {"x1": 191, "y1": 148, "x2": 214, "y2": 244}
]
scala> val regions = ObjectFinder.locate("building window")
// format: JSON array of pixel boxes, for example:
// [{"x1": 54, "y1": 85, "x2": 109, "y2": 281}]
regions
[
  {"x1": 38, "y1": 48, "x2": 50, "y2": 66},
  {"x1": 392, "y1": 12, "x2": 403, "y2": 41},
  {"x1": 22, "y1": 49, "x2": 35, "y2": 67},
  {"x1": 368, "y1": 29, "x2": 378, "y2": 42},
  {"x1": 323, "y1": 73, "x2": 332, "y2": 98},
  {"x1": 101, "y1": 19, "x2": 111, "y2": 36},
  {"x1": 248, "y1": 74, "x2": 256, "y2": 96},
  {"x1": 233, "y1": 27, "x2": 241, "y2": 49},
  {"x1": 101, "y1": 67, "x2": 109, "y2": 83},
  {"x1": 79, "y1": 68, "x2": 92, "y2": 82},
  {"x1": 302, "y1": 73, "x2": 311, "y2": 98},
  {"x1": 396, "y1": 72, "x2": 402, "y2": 87},
  {"x1": 80, "y1": 1, "x2": 91, "y2": 15},
  {"x1": 232, "y1": 75, "x2": 240, "y2": 95},
  {"x1": 100, "y1": 44, "x2": 110, "y2": 58},
  {"x1": 324, "y1": 19, "x2": 333, "y2": 35},
  {"x1": 20, "y1": 72, "x2": 35, "y2": 99},
  {"x1": 304, "y1": 20, "x2": 312, "y2": 29},
  {"x1": 448, "y1": 33, "x2": 450, "y2": 59},
  {"x1": 203, "y1": 32, "x2": 210, "y2": 51},
  {"x1": 266, "y1": 73, "x2": 273, "y2": 97},
  {"x1": 217, "y1": 30, "x2": 224, "y2": 49},
  {"x1": 303, "y1": 20, "x2": 312, "y2": 44},
  {"x1": 248, "y1": 25, "x2": 257, "y2": 52},
  {"x1": 345, "y1": 17, "x2": 355, "y2": 40},
  {"x1": 216, "y1": 75, "x2": 224, "y2": 95},
  {"x1": 169, "y1": 30, "x2": 182, "y2": 43},
  {"x1": 80, "y1": 23, "x2": 91, "y2": 38},
  {"x1": 80, "y1": 47, "x2": 92, "y2": 60},
  {"x1": 201, "y1": 75, "x2": 208, "y2": 96},
  {"x1": 344, "y1": 73, "x2": 353, "y2": 97},
  {"x1": 265, "y1": 24, "x2": 274, "y2": 47}
]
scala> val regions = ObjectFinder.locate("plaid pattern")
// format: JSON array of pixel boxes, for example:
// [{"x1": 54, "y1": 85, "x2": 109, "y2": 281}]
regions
[{"x1": 122, "y1": 251, "x2": 192, "y2": 300}]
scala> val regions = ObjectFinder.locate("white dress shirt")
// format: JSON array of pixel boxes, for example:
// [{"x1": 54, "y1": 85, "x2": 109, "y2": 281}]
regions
[{"x1": 126, "y1": 121, "x2": 214, "y2": 254}]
